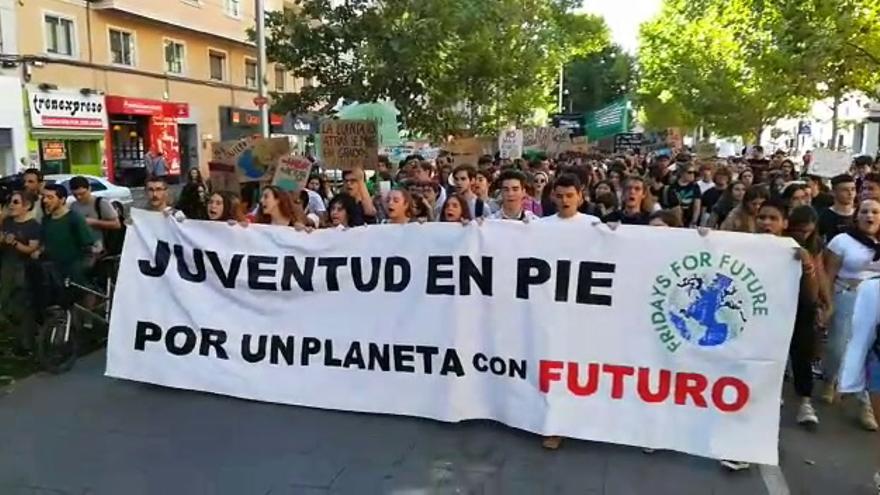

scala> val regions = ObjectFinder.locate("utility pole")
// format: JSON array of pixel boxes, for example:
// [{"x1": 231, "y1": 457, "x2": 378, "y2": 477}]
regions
[
  {"x1": 256, "y1": 0, "x2": 269, "y2": 138},
  {"x1": 557, "y1": 65, "x2": 564, "y2": 114}
]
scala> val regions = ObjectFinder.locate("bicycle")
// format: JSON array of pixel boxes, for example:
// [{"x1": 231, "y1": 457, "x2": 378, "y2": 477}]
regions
[{"x1": 34, "y1": 255, "x2": 120, "y2": 373}]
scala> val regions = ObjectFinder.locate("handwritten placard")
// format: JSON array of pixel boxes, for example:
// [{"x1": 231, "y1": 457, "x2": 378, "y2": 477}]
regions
[
  {"x1": 273, "y1": 155, "x2": 313, "y2": 192},
  {"x1": 319, "y1": 119, "x2": 379, "y2": 170},
  {"x1": 498, "y1": 129, "x2": 523, "y2": 159},
  {"x1": 810, "y1": 148, "x2": 852, "y2": 178}
]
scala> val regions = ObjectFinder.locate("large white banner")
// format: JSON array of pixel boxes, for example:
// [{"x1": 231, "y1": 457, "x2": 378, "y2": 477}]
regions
[{"x1": 107, "y1": 210, "x2": 801, "y2": 464}]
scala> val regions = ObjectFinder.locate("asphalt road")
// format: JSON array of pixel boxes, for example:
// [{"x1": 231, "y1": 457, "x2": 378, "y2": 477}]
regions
[{"x1": 3, "y1": 351, "x2": 859, "y2": 495}]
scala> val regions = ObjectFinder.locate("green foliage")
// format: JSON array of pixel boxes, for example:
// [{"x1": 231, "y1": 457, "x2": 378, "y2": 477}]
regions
[
  {"x1": 637, "y1": 0, "x2": 880, "y2": 141},
  {"x1": 563, "y1": 44, "x2": 635, "y2": 113},
  {"x1": 263, "y1": 0, "x2": 609, "y2": 138},
  {"x1": 637, "y1": 0, "x2": 814, "y2": 140}
]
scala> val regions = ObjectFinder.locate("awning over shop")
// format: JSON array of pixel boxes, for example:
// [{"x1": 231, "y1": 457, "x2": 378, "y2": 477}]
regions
[{"x1": 30, "y1": 129, "x2": 106, "y2": 141}]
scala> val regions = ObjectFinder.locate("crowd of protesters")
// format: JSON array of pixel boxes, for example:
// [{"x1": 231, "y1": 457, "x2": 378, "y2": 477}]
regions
[{"x1": 4, "y1": 144, "x2": 880, "y2": 487}]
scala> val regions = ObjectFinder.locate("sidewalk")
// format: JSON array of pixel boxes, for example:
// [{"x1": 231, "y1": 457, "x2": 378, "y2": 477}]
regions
[
  {"x1": 2, "y1": 350, "x2": 869, "y2": 495},
  {"x1": 779, "y1": 390, "x2": 878, "y2": 495}
]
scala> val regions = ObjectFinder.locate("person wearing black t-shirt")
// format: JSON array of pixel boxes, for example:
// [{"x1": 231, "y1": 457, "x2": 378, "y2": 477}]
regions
[
  {"x1": 603, "y1": 176, "x2": 652, "y2": 225},
  {"x1": 817, "y1": 174, "x2": 856, "y2": 242},
  {"x1": 342, "y1": 168, "x2": 378, "y2": 224},
  {"x1": 700, "y1": 166, "x2": 732, "y2": 224},
  {"x1": 670, "y1": 166, "x2": 702, "y2": 227},
  {"x1": 806, "y1": 175, "x2": 834, "y2": 210}
]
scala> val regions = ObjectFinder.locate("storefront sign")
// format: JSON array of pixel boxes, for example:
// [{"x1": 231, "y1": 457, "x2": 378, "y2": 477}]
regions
[
  {"x1": 109, "y1": 211, "x2": 801, "y2": 465},
  {"x1": 150, "y1": 117, "x2": 181, "y2": 176},
  {"x1": 41, "y1": 140, "x2": 67, "y2": 160},
  {"x1": 105, "y1": 96, "x2": 189, "y2": 118},
  {"x1": 28, "y1": 87, "x2": 107, "y2": 130}
]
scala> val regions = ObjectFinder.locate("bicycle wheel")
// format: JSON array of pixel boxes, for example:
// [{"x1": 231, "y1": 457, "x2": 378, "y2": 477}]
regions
[{"x1": 36, "y1": 305, "x2": 79, "y2": 374}]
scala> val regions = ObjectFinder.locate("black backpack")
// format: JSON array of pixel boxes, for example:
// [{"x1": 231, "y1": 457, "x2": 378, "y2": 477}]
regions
[{"x1": 95, "y1": 197, "x2": 126, "y2": 256}]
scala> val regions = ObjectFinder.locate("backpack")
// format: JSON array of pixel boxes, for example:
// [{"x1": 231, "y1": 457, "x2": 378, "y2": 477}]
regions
[
  {"x1": 95, "y1": 196, "x2": 126, "y2": 256},
  {"x1": 475, "y1": 198, "x2": 485, "y2": 218}
]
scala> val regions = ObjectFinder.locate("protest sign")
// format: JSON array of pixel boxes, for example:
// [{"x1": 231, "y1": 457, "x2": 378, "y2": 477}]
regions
[
  {"x1": 523, "y1": 127, "x2": 572, "y2": 155},
  {"x1": 498, "y1": 129, "x2": 524, "y2": 159},
  {"x1": 206, "y1": 161, "x2": 239, "y2": 194},
  {"x1": 211, "y1": 137, "x2": 290, "y2": 183},
  {"x1": 319, "y1": 119, "x2": 379, "y2": 170},
  {"x1": 614, "y1": 133, "x2": 644, "y2": 154},
  {"x1": 695, "y1": 141, "x2": 718, "y2": 159},
  {"x1": 809, "y1": 148, "x2": 852, "y2": 178},
  {"x1": 108, "y1": 211, "x2": 801, "y2": 465},
  {"x1": 442, "y1": 137, "x2": 492, "y2": 166},
  {"x1": 273, "y1": 156, "x2": 313, "y2": 192}
]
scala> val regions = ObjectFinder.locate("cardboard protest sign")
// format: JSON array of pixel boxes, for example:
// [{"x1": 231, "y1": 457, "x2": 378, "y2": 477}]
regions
[
  {"x1": 695, "y1": 141, "x2": 718, "y2": 159},
  {"x1": 207, "y1": 160, "x2": 239, "y2": 194},
  {"x1": 810, "y1": 148, "x2": 852, "y2": 178},
  {"x1": 567, "y1": 136, "x2": 590, "y2": 154},
  {"x1": 523, "y1": 127, "x2": 572, "y2": 155},
  {"x1": 273, "y1": 155, "x2": 313, "y2": 192},
  {"x1": 319, "y1": 120, "x2": 379, "y2": 170},
  {"x1": 211, "y1": 137, "x2": 290, "y2": 183},
  {"x1": 498, "y1": 129, "x2": 524, "y2": 160},
  {"x1": 442, "y1": 137, "x2": 487, "y2": 166}
]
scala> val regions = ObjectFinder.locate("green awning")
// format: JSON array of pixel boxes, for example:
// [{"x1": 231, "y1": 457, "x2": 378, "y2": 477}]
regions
[{"x1": 30, "y1": 129, "x2": 106, "y2": 141}]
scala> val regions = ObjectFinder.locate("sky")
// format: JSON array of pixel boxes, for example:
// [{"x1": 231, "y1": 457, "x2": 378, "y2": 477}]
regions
[{"x1": 577, "y1": 0, "x2": 663, "y2": 53}]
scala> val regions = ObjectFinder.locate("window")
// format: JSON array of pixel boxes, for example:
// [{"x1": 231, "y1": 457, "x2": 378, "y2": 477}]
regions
[
  {"x1": 245, "y1": 59, "x2": 258, "y2": 88},
  {"x1": 225, "y1": 0, "x2": 241, "y2": 17},
  {"x1": 274, "y1": 67, "x2": 286, "y2": 91},
  {"x1": 164, "y1": 40, "x2": 185, "y2": 74},
  {"x1": 109, "y1": 29, "x2": 135, "y2": 66},
  {"x1": 45, "y1": 14, "x2": 75, "y2": 56},
  {"x1": 209, "y1": 50, "x2": 227, "y2": 81}
]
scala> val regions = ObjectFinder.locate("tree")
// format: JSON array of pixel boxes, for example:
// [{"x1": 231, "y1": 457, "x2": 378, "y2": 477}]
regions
[
  {"x1": 770, "y1": 0, "x2": 880, "y2": 149},
  {"x1": 637, "y1": 0, "x2": 813, "y2": 142},
  {"x1": 563, "y1": 44, "x2": 634, "y2": 114},
  {"x1": 262, "y1": 0, "x2": 609, "y2": 139}
]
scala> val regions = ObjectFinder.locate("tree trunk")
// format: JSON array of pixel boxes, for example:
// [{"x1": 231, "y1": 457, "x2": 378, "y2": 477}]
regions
[
  {"x1": 754, "y1": 124, "x2": 763, "y2": 147},
  {"x1": 830, "y1": 92, "x2": 841, "y2": 150}
]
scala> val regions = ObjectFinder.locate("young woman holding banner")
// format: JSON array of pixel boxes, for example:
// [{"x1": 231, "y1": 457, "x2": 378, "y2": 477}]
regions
[
  {"x1": 256, "y1": 186, "x2": 307, "y2": 230},
  {"x1": 384, "y1": 189, "x2": 414, "y2": 225},
  {"x1": 822, "y1": 198, "x2": 880, "y2": 431},
  {"x1": 206, "y1": 192, "x2": 246, "y2": 224}
]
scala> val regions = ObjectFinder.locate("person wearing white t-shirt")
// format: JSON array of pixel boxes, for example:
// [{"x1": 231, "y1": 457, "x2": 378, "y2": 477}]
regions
[
  {"x1": 488, "y1": 170, "x2": 538, "y2": 222},
  {"x1": 540, "y1": 173, "x2": 600, "y2": 225},
  {"x1": 823, "y1": 198, "x2": 880, "y2": 431}
]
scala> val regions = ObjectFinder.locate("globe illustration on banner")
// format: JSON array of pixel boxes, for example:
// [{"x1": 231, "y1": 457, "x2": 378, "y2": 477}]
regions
[
  {"x1": 666, "y1": 272, "x2": 748, "y2": 347},
  {"x1": 237, "y1": 149, "x2": 265, "y2": 180}
]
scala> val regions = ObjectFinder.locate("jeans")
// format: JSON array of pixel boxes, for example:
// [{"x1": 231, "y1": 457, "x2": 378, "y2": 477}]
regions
[{"x1": 828, "y1": 287, "x2": 870, "y2": 404}]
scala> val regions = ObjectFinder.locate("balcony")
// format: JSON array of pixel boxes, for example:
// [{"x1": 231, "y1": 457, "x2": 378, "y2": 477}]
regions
[{"x1": 89, "y1": 0, "x2": 261, "y2": 44}]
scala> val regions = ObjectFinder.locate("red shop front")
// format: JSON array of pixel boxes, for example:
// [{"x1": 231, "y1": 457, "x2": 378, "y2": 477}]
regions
[{"x1": 104, "y1": 96, "x2": 189, "y2": 186}]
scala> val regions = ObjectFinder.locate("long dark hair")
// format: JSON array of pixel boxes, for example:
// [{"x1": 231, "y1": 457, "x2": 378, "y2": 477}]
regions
[
  {"x1": 257, "y1": 186, "x2": 304, "y2": 225},
  {"x1": 327, "y1": 192, "x2": 360, "y2": 227},
  {"x1": 787, "y1": 205, "x2": 821, "y2": 255},
  {"x1": 176, "y1": 183, "x2": 207, "y2": 220},
  {"x1": 441, "y1": 193, "x2": 472, "y2": 222},
  {"x1": 209, "y1": 191, "x2": 245, "y2": 222}
]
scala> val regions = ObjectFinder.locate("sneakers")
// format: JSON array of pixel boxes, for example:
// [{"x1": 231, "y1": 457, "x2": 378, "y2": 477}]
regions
[
  {"x1": 796, "y1": 400, "x2": 819, "y2": 427},
  {"x1": 720, "y1": 460, "x2": 751, "y2": 471},
  {"x1": 860, "y1": 403, "x2": 879, "y2": 431},
  {"x1": 541, "y1": 436, "x2": 562, "y2": 450}
]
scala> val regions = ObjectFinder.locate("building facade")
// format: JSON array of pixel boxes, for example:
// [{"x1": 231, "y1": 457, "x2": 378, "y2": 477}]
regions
[
  {"x1": 16, "y1": 0, "x2": 298, "y2": 183},
  {"x1": 0, "y1": 0, "x2": 29, "y2": 175}
]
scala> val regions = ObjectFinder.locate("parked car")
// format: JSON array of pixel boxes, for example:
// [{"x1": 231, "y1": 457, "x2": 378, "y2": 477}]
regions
[{"x1": 45, "y1": 174, "x2": 134, "y2": 216}]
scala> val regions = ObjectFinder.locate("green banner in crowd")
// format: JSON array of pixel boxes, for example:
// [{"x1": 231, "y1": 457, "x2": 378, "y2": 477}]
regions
[
  {"x1": 337, "y1": 101, "x2": 402, "y2": 147},
  {"x1": 586, "y1": 99, "x2": 629, "y2": 140}
]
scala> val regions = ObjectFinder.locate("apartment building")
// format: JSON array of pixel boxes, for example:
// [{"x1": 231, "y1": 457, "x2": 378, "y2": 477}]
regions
[
  {"x1": 0, "y1": 0, "x2": 28, "y2": 175},
  {"x1": 16, "y1": 0, "x2": 298, "y2": 183}
]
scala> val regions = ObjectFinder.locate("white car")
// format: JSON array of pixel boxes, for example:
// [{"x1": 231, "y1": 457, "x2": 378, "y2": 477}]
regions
[{"x1": 45, "y1": 174, "x2": 134, "y2": 216}]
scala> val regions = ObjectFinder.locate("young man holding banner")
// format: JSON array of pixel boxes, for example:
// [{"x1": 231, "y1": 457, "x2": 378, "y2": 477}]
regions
[{"x1": 541, "y1": 173, "x2": 600, "y2": 225}]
